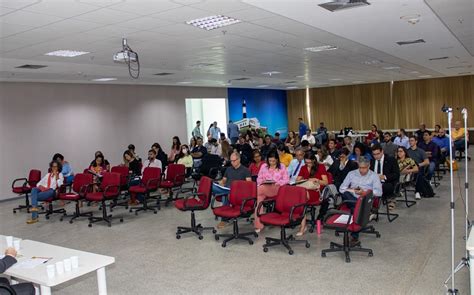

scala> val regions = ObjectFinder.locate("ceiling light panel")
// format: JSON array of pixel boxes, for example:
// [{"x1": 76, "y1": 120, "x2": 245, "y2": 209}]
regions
[
  {"x1": 45, "y1": 50, "x2": 90, "y2": 57},
  {"x1": 186, "y1": 15, "x2": 241, "y2": 31},
  {"x1": 304, "y1": 45, "x2": 338, "y2": 52},
  {"x1": 92, "y1": 78, "x2": 117, "y2": 81}
]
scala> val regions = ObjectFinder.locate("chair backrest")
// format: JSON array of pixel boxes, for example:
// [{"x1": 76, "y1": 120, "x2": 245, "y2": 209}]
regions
[
  {"x1": 196, "y1": 176, "x2": 213, "y2": 208},
  {"x1": 28, "y1": 169, "x2": 41, "y2": 187},
  {"x1": 71, "y1": 173, "x2": 93, "y2": 194},
  {"x1": 141, "y1": 167, "x2": 161, "y2": 190},
  {"x1": 229, "y1": 180, "x2": 257, "y2": 207},
  {"x1": 0, "y1": 282, "x2": 16, "y2": 295},
  {"x1": 111, "y1": 166, "x2": 130, "y2": 186},
  {"x1": 353, "y1": 190, "x2": 374, "y2": 228},
  {"x1": 166, "y1": 164, "x2": 186, "y2": 184},
  {"x1": 99, "y1": 172, "x2": 120, "y2": 195},
  {"x1": 275, "y1": 185, "x2": 307, "y2": 215}
]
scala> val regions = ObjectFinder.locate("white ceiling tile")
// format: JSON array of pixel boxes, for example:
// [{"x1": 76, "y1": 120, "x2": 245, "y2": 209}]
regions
[
  {"x1": 150, "y1": 6, "x2": 212, "y2": 23},
  {"x1": 22, "y1": 1, "x2": 100, "y2": 18},
  {"x1": 110, "y1": 1, "x2": 183, "y2": 16},
  {"x1": 190, "y1": 0, "x2": 253, "y2": 13},
  {"x1": 0, "y1": 22, "x2": 34, "y2": 37},
  {"x1": 0, "y1": 6, "x2": 14, "y2": 16},
  {"x1": 73, "y1": 8, "x2": 140, "y2": 25},
  {"x1": 0, "y1": 0, "x2": 39, "y2": 9},
  {"x1": 0, "y1": 10, "x2": 64, "y2": 26},
  {"x1": 116, "y1": 17, "x2": 173, "y2": 30}
]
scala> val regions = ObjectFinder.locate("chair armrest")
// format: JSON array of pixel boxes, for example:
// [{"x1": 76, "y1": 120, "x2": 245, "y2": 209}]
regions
[
  {"x1": 11, "y1": 177, "x2": 28, "y2": 188},
  {"x1": 240, "y1": 197, "x2": 257, "y2": 214},
  {"x1": 103, "y1": 184, "x2": 120, "y2": 197},
  {"x1": 183, "y1": 192, "x2": 205, "y2": 209},
  {"x1": 256, "y1": 199, "x2": 276, "y2": 217},
  {"x1": 145, "y1": 177, "x2": 160, "y2": 190},
  {"x1": 172, "y1": 173, "x2": 186, "y2": 185},
  {"x1": 78, "y1": 184, "x2": 90, "y2": 197},
  {"x1": 289, "y1": 202, "x2": 307, "y2": 223}
]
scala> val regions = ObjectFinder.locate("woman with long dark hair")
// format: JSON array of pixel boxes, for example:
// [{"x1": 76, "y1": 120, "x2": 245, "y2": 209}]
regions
[{"x1": 168, "y1": 136, "x2": 182, "y2": 162}]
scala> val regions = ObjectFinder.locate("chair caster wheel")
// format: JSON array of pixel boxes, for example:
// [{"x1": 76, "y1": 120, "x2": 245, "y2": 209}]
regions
[
  {"x1": 309, "y1": 228, "x2": 314, "y2": 233},
  {"x1": 135, "y1": 211, "x2": 138, "y2": 216},
  {"x1": 330, "y1": 244, "x2": 335, "y2": 249},
  {"x1": 153, "y1": 210, "x2": 157, "y2": 214},
  {"x1": 125, "y1": 206, "x2": 129, "y2": 210},
  {"x1": 13, "y1": 210, "x2": 16, "y2": 214},
  {"x1": 129, "y1": 209, "x2": 132, "y2": 213},
  {"x1": 215, "y1": 236, "x2": 219, "y2": 241},
  {"x1": 198, "y1": 235, "x2": 203, "y2": 240},
  {"x1": 254, "y1": 233, "x2": 258, "y2": 238},
  {"x1": 249, "y1": 240, "x2": 254, "y2": 245},
  {"x1": 368, "y1": 252, "x2": 373, "y2": 257},
  {"x1": 120, "y1": 218, "x2": 124, "y2": 222},
  {"x1": 176, "y1": 235, "x2": 181, "y2": 239},
  {"x1": 376, "y1": 234, "x2": 381, "y2": 238},
  {"x1": 60, "y1": 218, "x2": 63, "y2": 222},
  {"x1": 221, "y1": 243, "x2": 226, "y2": 248},
  {"x1": 212, "y1": 229, "x2": 217, "y2": 234},
  {"x1": 45, "y1": 216, "x2": 50, "y2": 220},
  {"x1": 305, "y1": 242, "x2": 310, "y2": 248},
  {"x1": 335, "y1": 232, "x2": 340, "y2": 236},
  {"x1": 345, "y1": 258, "x2": 351, "y2": 263},
  {"x1": 288, "y1": 250, "x2": 294, "y2": 255},
  {"x1": 263, "y1": 247, "x2": 268, "y2": 253},
  {"x1": 88, "y1": 224, "x2": 92, "y2": 227},
  {"x1": 69, "y1": 220, "x2": 73, "y2": 224},
  {"x1": 321, "y1": 252, "x2": 326, "y2": 257},
  {"x1": 108, "y1": 223, "x2": 112, "y2": 227}
]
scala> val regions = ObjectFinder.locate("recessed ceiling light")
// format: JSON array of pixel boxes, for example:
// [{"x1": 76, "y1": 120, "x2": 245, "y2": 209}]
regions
[
  {"x1": 363, "y1": 59, "x2": 383, "y2": 65},
  {"x1": 382, "y1": 66, "x2": 401, "y2": 70},
  {"x1": 189, "y1": 63, "x2": 214, "y2": 68},
  {"x1": 352, "y1": 81, "x2": 366, "y2": 84},
  {"x1": 329, "y1": 78, "x2": 343, "y2": 81},
  {"x1": 400, "y1": 14, "x2": 421, "y2": 25},
  {"x1": 295, "y1": 75, "x2": 306, "y2": 78},
  {"x1": 186, "y1": 15, "x2": 241, "y2": 31},
  {"x1": 45, "y1": 50, "x2": 90, "y2": 57},
  {"x1": 256, "y1": 85, "x2": 269, "y2": 88},
  {"x1": 92, "y1": 78, "x2": 117, "y2": 82},
  {"x1": 410, "y1": 71, "x2": 420, "y2": 74},
  {"x1": 286, "y1": 86, "x2": 298, "y2": 89},
  {"x1": 418, "y1": 75, "x2": 432, "y2": 78},
  {"x1": 211, "y1": 46, "x2": 225, "y2": 50},
  {"x1": 177, "y1": 81, "x2": 193, "y2": 84},
  {"x1": 262, "y1": 71, "x2": 281, "y2": 76},
  {"x1": 304, "y1": 45, "x2": 338, "y2": 52}
]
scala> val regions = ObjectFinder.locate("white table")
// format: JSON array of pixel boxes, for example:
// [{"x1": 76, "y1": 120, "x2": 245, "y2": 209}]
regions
[
  {"x1": 467, "y1": 228, "x2": 474, "y2": 294},
  {"x1": 1, "y1": 235, "x2": 114, "y2": 295}
]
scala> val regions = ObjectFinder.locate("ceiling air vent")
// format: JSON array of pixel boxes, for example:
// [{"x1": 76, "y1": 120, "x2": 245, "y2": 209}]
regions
[
  {"x1": 396, "y1": 39, "x2": 425, "y2": 46},
  {"x1": 232, "y1": 77, "x2": 250, "y2": 81},
  {"x1": 15, "y1": 64, "x2": 47, "y2": 69},
  {"x1": 153, "y1": 72, "x2": 173, "y2": 76},
  {"x1": 319, "y1": 0, "x2": 370, "y2": 12},
  {"x1": 429, "y1": 56, "x2": 449, "y2": 61},
  {"x1": 285, "y1": 81, "x2": 298, "y2": 84}
]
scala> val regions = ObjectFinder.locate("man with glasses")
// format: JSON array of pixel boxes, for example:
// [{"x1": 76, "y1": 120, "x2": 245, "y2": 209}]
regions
[
  {"x1": 328, "y1": 148, "x2": 358, "y2": 190},
  {"x1": 287, "y1": 148, "x2": 305, "y2": 184},
  {"x1": 212, "y1": 152, "x2": 251, "y2": 229},
  {"x1": 370, "y1": 144, "x2": 400, "y2": 210}
]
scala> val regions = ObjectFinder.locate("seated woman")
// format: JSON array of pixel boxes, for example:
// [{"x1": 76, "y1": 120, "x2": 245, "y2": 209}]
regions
[
  {"x1": 370, "y1": 130, "x2": 384, "y2": 147},
  {"x1": 152, "y1": 143, "x2": 168, "y2": 170},
  {"x1": 53, "y1": 153, "x2": 74, "y2": 184},
  {"x1": 366, "y1": 124, "x2": 378, "y2": 145},
  {"x1": 27, "y1": 161, "x2": 64, "y2": 224},
  {"x1": 397, "y1": 146, "x2": 419, "y2": 183},
  {"x1": 189, "y1": 137, "x2": 197, "y2": 150},
  {"x1": 90, "y1": 151, "x2": 110, "y2": 172},
  {"x1": 254, "y1": 151, "x2": 289, "y2": 233},
  {"x1": 168, "y1": 136, "x2": 181, "y2": 163},
  {"x1": 285, "y1": 131, "x2": 299, "y2": 154},
  {"x1": 175, "y1": 144, "x2": 193, "y2": 177},
  {"x1": 349, "y1": 142, "x2": 372, "y2": 162},
  {"x1": 249, "y1": 150, "x2": 264, "y2": 181},
  {"x1": 277, "y1": 144, "x2": 293, "y2": 167},
  {"x1": 295, "y1": 152, "x2": 328, "y2": 236},
  {"x1": 316, "y1": 146, "x2": 334, "y2": 171},
  {"x1": 89, "y1": 154, "x2": 107, "y2": 185}
]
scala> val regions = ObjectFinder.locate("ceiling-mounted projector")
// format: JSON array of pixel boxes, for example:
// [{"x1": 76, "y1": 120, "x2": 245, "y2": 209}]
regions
[
  {"x1": 113, "y1": 38, "x2": 140, "y2": 79},
  {"x1": 113, "y1": 51, "x2": 138, "y2": 63}
]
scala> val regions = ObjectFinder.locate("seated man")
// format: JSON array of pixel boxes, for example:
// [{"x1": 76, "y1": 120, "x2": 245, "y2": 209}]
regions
[
  {"x1": 394, "y1": 128, "x2": 410, "y2": 149},
  {"x1": 417, "y1": 131, "x2": 438, "y2": 181},
  {"x1": 381, "y1": 132, "x2": 397, "y2": 158},
  {"x1": 407, "y1": 135, "x2": 431, "y2": 199},
  {"x1": 432, "y1": 128, "x2": 450, "y2": 158},
  {"x1": 0, "y1": 247, "x2": 35, "y2": 295},
  {"x1": 327, "y1": 139, "x2": 341, "y2": 161},
  {"x1": 342, "y1": 136, "x2": 354, "y2": 153},
  {"x1": 212, "y1": 152, "x2": 252, "y2": 228},
  {"x1": 142, "y1": 149, "x2": 162, "y2": 173},
  {"x1": 260, "y1": 135, "x2": 277, "y2": 160},
  {"x1": 208, "y1": 138, "x2": 222, "y2": 156},
  {"x1": 272, "y1": 132, "x2": 282, "y2": 145},
  {"x1": 315, "y1": 122, "x2": 328, "y2": 145},
  {"x1": 339, "y1": 156, "x2": 383, "y2": 246},
  {"x1": 191, "y1": 137, "x2": 207, "y2": 168},
  {"x1": 370, "y1": 144, "x2": 400, "y2": 210},
  {"x1": 301, "y1": 129, "x2": 316, "y2": 147},
  {"x1": 328, "y1": 147, "x2": 358, "y2": 190},
  {"x1": 451, "y1": 120, "x2": 469, "y2": 155},
  {"x1": 287, "y1": 148, "x2": 305, "y2": 183},
  {"x1": 415, "y1": 123, "x2": 427, "y2": 143}
]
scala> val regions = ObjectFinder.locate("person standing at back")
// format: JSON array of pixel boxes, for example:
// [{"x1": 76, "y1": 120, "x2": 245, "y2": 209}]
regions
[
  {"x1": 192, "y1": 120, "x2": 202, "y2": 139},
  {"x1": 227, "y1": 120, "x2": 240, "y2": 144},
  {"x1": 209, "y1": 121, "x2": 221, "y2": 140},
  {"x1": 298, "y1": 117, "x2": 308, "y2": 139}
]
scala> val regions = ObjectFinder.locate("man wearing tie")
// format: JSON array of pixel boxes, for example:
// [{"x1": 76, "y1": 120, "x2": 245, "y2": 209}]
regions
[
  {"x1": 287, "y1": 148, "x2": 305, "y2": 183},
  {"x1": 370, "y1": 144, "x2": 400, "y2": 210}
]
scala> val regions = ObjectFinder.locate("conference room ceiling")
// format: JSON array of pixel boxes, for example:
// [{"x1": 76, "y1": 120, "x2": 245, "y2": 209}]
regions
[{"x1": 0, "y1": 0, "x2": 472, "y2": 89}]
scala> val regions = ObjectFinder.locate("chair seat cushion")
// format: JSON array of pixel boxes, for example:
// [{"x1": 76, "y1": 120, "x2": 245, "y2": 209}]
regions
[
  {"x1": 159, "y1": 180, "x2": 175, "y2": 188},
  {"x1": 129, "y1": 185, "x2": 147, "y2": 194},
  {"x1": 174, "y1": 198, "x2": 204, "y2": 210},
  {"x1": 325, "y1": 214, "x2": 362, "y2": 232},
  {"x1": 213, "y1": 205, "x2": 253, "y2": 218},
  {"x1": 307, "y1": 190, "x2": 321, "y2": 206},
  {"x1": 260, "y1": 212, "x2": 302, "y2": 226},
  {"x1": 58, "y1": 193, "x2": 80, "y2": 201},
  {"x1": 12, "y1": 186, "x2": 31, "y2": 194},
  {"x1": 85, "y1": 191, "x2": 117, "y2": 201}
]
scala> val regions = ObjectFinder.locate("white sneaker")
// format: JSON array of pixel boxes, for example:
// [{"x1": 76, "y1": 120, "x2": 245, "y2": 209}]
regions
[{"x1": 415, "y1": 192, "x2": 421, "y2": 200}]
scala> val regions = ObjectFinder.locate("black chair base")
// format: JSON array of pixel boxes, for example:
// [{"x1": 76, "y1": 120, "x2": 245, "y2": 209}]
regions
[
  {"x1": 88, "y1": 201, "x2": 123, "y2": 227},
  {"x1": 60, "y1": 201, "x2": 92, "y2": 224},
  {"x1": 336, "y1": 225, "x2": 381, "y2": 238},
  {"x1": 397, "y1": 185, "x2": 417, "y2": 207},
  {"x1": 176, "y1": 211, "x2": 216, "y2": 240},
  {"x1": 262, "y1": 227, "x2": 310, "y2": 255},
  {"x1": 13, "y1": 195, "x2": 32, "y2": 213},
  {"x1": 322, "y1": 232, "x2": 373, "y2": 263},
  {"x1": 38, "y1": 202, "x2": 66, "y2": 220},
  {"x1": 215, "y1": 218, "x2": 258, "y2": 247},
  {"x1": 375, "y1": 197, "x2": 399, "y2": 223},
  {"x1": 129, "y1": 198, "x2": 159, "y2": 215}
]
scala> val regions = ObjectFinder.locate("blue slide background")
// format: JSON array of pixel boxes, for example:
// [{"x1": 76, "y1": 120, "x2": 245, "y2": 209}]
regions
[{"x1": 227, "y1": 88, "x2": 288, "y2": 138}]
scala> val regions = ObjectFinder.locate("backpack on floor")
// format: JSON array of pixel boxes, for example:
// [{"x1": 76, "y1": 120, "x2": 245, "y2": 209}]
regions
[{"x1": 416, "y1": 175, "x2": 435, "y2": 198}]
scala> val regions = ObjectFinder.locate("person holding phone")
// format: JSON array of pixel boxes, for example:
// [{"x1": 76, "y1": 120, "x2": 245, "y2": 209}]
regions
[
  {"x1": 339, "y1": 156, "x2": 382, "y2": 246},
  {"x1": 0, "y1": 247, "x2": 35, "y2": 294},
  {"x1": 254, "y1": 151, "x2": 289, "y2": 233},
  {"x1": 27, "y1": 161, "x2": 64, "y2": 224}
]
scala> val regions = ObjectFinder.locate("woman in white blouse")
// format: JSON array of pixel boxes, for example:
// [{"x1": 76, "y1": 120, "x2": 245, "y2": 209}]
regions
[
  {"x1": 27, "y1": 161, "x2": 63, "y2": 224},
  {"x1": 316, "y1": 146, "x2": 334, "y2": 171}
]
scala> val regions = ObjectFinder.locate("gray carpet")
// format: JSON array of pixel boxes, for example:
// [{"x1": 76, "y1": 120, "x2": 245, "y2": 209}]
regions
[{"x1": 1, "y1": 153, "x2": 472, "y2": 294}]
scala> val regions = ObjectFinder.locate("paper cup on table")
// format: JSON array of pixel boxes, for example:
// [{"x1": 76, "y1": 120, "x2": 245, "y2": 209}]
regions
[
  {"x1": 55, "y1": 261, "x2": 64, "y2": 275},
  {"x1": 5, "y1": 236, "x2": 13, "y2": 247},
  {"x1": 46, "y1": 265, "x2": 55, "y2": 279},
  {"x1": 63, "y1": 258, "x2": 72, "y2": 272},
  {"x1": 13, "y1": 239, "x2": 21, "y2": 251},
  {"x1": 70, "y1": 256, "x2": 79, "y2": 269}
]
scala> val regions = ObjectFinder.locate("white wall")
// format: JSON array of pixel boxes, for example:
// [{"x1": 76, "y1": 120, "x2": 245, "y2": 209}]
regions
[{"x1": 0, "y1": 82, "x2": 227, "y2": 200}]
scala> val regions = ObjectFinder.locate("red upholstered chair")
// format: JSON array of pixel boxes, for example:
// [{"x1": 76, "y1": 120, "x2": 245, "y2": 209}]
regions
[
  {"x1": 129, "y1": 167, "x2": 161, "y2": 214},
  {"x1": 12, "y1": 169, "x2": 41, "y2": 213},
  {"x1": 110, "y1": 165, "x2": 132, "y2": 209},
  {"x1": 321, "y1": 191, "x2": 375, "y2": 263},
  {"x1": 159, "y1": 164, "x2": 186, "y2": 206},
  {"x1": 85, "y1": 172, "x2": 123, "y2": 227},
  {"x1": 258, "y1": 185, "x2": 310, "y2": 255},
  {"x1": 58, "y1": 173, "x2": 93, "y2": 224},
  {"x1": 305, "y1": 172, "x2": 335, "y2": 233},
  {"x1": 212, "y1": 180, "x2": 258, "y2": 247},
  {"x1": 174, "y1": 176, "x2": 216, "y2": 239}
]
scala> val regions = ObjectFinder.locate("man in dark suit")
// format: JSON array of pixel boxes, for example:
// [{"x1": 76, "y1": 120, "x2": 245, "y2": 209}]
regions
[
  {"x1": 328, "y1": 147, "x2": 358, "y2": 190},
  {"x1": 0, "y1": 247, "x2": 35, "y2": 295},
  {"x1": 370, "y1": 144, "x2": 400, "y2": 210}
]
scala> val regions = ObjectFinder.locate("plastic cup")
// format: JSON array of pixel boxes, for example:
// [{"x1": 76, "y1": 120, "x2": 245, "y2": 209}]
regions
[
  {"x1": 70, "y1": 256, "x2": 79, "y2": 269},
  {"x1": 55, "y1": 261, "x2": 64, "y2": 275},
  {"x1": 63, "y1": 259, "x2": 72, "y2": 272},
  {"x1": 5, "y1": 236, "x2": 13, "y2": 247},
  {"x1": 13, "y1": 239, "x2": 21, "y2": 251},
  {"x1": 317, "y1": 220, "x2": 322, "y2": 235},
  {"x1": 46, "y1": 265, "x2": 55, "y2": 279}
]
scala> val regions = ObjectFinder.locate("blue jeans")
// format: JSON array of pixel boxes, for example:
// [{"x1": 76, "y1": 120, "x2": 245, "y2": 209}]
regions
[
  {"x1": 212, "y1": 183, "x2": 230, "y2": 205},
  {"x1": 341, "y1": 191, "x2": 360, "y2": 239},
  {"x1": 454, "y1": 139, "x2": 465, "y2": 151},
  {"x1": 64, "y1": 175, "x2": 74, "y2": 184},
  {"x1": 426, "y1": 161, "x2": 435, "y2": 181},
  {"x1": 31, "y1": 188, "x2": 55, "y2": 218},
  {"x1": 231, "y1": 137, "x2": 239, "y2": 145}
]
